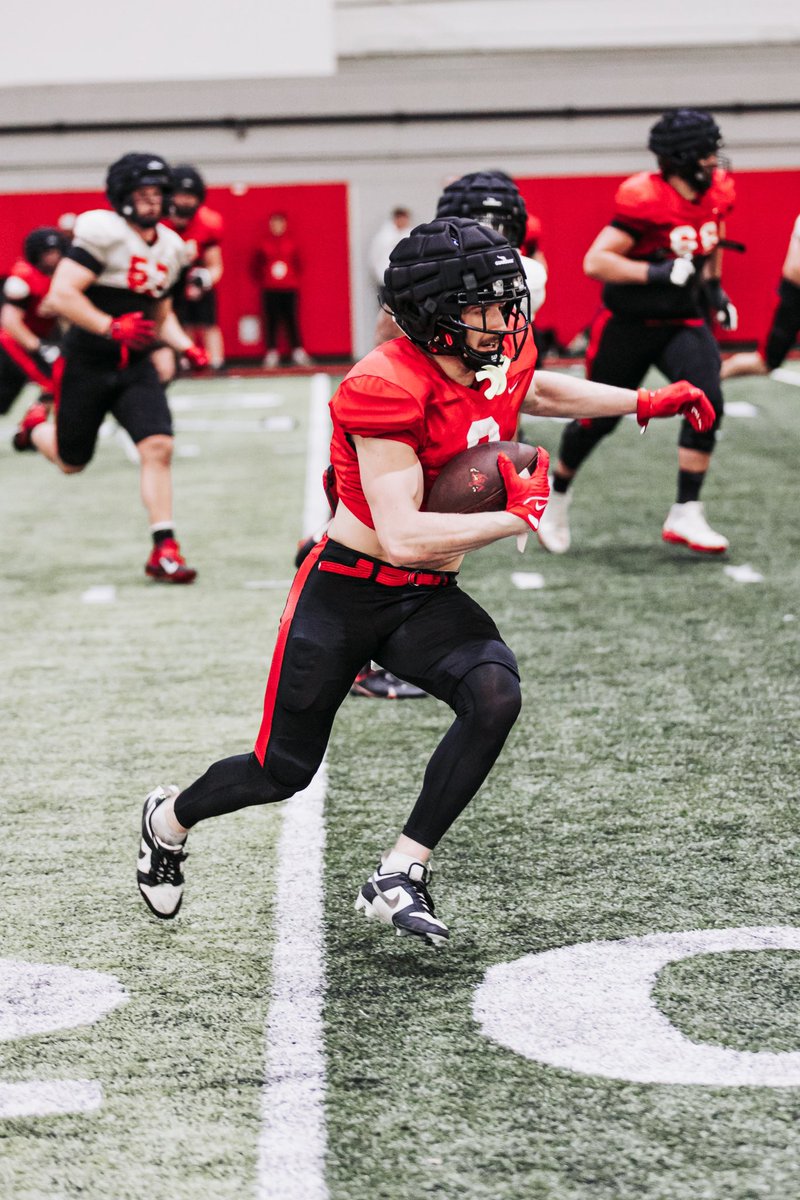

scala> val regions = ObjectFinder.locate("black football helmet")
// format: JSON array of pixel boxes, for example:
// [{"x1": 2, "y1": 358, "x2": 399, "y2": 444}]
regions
[
  {"x1": 23, "y1": 226, "x2": 68, "y2": 270},
  {"x1": 105, "y1": 153, "x2": 173, "y2": 225},
  {"x1": 170, "y1": 164, "x2": 206, "y2": 219},
  {"x1": 436, "y1": 171, "x2": 528, "y2": 249},
  {"x1": 380, "y1": 217, "x2": 530, "y2": 370},
  {"x1": 648, "y1": 109, "x2": 724, "y2": 194}
]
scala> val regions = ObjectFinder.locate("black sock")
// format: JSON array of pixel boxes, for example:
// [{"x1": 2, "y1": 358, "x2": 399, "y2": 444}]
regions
[
  {"x1": 152, "y1": 527, "x2": 175, "y2": 547},
  {"x1": 552, "y1": 473, "x2": 572, "y2": 495},
  {"x1": 677, "y1": 470, "x2": 704, "y2": 504}
]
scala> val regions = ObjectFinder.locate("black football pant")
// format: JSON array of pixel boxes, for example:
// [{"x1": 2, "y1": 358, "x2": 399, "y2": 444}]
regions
[
  {"x1": 559, "y1": 317, "x2": 724, "y2": 472},
  {"x1": 174, "y1": 539, "x2": 522, "y2": 849},
  {"x1": 262, "y1": 289, "x2": 301, "y2": 351},
  {"x1": 764, "y1": 279, "x2": 800, "y2": 370}
]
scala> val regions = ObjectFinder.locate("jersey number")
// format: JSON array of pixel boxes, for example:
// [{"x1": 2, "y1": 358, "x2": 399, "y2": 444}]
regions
[
  {"x1": 466, "y1": 417, "x2": 501, "y2": 448},
  {"x1": 127, "y1": 256, "x2": 169, "y2": 296},
  {"x1": 669, "y1": 221, "x2": 719, "y2": 258}
]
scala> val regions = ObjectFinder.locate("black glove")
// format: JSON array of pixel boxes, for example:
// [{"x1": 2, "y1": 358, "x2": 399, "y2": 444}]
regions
[
  {"x1": 704, "y1": 278, "x2": 738, "y2": 330},
  {"x1": 646, "y1": 259, "x2": 696, "y2": 287}
]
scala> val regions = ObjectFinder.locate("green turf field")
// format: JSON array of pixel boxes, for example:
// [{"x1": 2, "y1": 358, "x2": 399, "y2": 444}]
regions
[{"x1": 1, "y1": 369, "x2": 798, "y2": 1199}]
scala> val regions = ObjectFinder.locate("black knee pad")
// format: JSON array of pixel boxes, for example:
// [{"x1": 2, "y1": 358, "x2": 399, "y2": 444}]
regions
[
  {"x1": 678, "y1": 384, "x2": 723, "y2": 454},
  {"x1": 454, "y1": 661, "x2": 522, "y2": 738}
]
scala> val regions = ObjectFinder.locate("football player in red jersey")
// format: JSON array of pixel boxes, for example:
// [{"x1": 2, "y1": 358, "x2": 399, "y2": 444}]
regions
[
  {"x1": 538, "y1": 109, "x2": 736, "y2": 556},
  {"x1": 136, "y1": 217, "x2": 714, "y2": 942},
  {"x1": 0, "y1": 226, "x2": 67, "y2": 416},
  {"x1": 162, "y1": 164, "x2": 225, "y2": 372},
  {"x1": 14, "y1": 153, "x2": 207, "y2": 583},
  {"x1": 722, "y1": 213, "x2": 800, "y2": 379}
]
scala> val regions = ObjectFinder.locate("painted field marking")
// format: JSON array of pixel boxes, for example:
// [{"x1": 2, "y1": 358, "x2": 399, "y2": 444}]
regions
[
  {"x1": 724, "y1": 563, "x2": 764, "y2": 584},
  {"x1": 81, "y1": 585, "x2": 117, "y2": 604},
  {"x1": 169, "y1": 392, "x2": 284, "y2": 412},
  {"x1": 724, "y1": 400, "x2": 759, "y2": 418},
  {"x1": 770, "y1": 368, "x2": 800, "y2": 387},
  {"x1": 474, "y1": 926, "x2": 800, "y2": 1087},
  {"x1": 511, "y1": 571, "x2": 546, "y2": 590},
  {"x1": 174, "y1": 416, "x2": 296, "y2": 434},
  {"x1": 256, "y1": 373, "x2": 332, "y2": 1200},
  {"x1": 0, "y1": 959, "x2": 127, "y2": 1119}
]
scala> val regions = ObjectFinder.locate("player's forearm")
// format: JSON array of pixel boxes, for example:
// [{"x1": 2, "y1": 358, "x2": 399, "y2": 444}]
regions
[
  {"x1": 583, "y1": 250, "x2": 649, "y2": 284},
  {"x1": 157, "y1": 309, "x2": 193, "y2": 353},
  {"x1": 524, "y1": 371, "x2": 637, "y2": 419},
  {"x1": 377, "y1": 509, "x2": 523, "y2": 569},
  {"x1": 0, "y1": 305, "x2": 40, "y2": 351},
  {"x1": 48, "y1": 286, "x2": 112, "y2": 336}
]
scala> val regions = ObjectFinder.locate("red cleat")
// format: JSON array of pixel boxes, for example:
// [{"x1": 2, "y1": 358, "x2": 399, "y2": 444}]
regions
[
  {"x1": 12, "y1": 401, "x2": 49, "y2": 451},
  {"x1": 145, "y1": 538, "x2": 197, "y2": 584}
]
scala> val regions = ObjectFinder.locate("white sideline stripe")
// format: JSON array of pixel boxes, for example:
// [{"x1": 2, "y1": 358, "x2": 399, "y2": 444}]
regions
[
  {"x1": 170, "y1": 392, "x2": 283, "y2": 411},
  {"x1": 256, "y1": 373, "x2": 331, "y2": 1200},
  {"x1": 0, "y1": 1080, "x2": 103, "y2": 1118},
  {"x1": 257, "y1": 771, "x2": 328, "y2": 1200}
]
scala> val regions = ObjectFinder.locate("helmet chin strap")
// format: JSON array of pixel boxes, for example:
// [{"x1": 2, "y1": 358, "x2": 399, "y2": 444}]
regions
[{"x1": 474, "y1": 355, "x2": 511, "y2": 397}]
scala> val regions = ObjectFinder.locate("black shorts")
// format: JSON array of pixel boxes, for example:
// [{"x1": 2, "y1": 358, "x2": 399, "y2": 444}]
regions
[
  {"x1": 56, "y1": 352, "x2": 173, "y2": 468},
  {"x1": 253, "y1": 538, "x2": 518, "y2": 782},
  {"x1": 174, "y1": 289, "x2": 217, "y2": 328}
]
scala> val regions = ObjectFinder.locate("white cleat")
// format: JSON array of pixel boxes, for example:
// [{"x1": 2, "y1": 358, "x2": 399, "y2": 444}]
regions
[
  {"x1": 355, "y1": 852, "x2": 449, "y2": 947},
  {"x1": 662, "y1": 501, "x2": 729, "y2": 554},
  {"x1": 137, "y1": 784, "x2": 188, "y2": 919},
  {"x1": 536, "y1": 486, "x2": 572, "y2": 554}
]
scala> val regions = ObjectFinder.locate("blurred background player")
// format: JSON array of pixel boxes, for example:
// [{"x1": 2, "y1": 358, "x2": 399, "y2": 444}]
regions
[
  {"x1": 722, "y1": 213, "x2": 800, "y2": 379},
  {"x1": 435, "y1": 170, "x2": 548, "y2": 349},
  {"x1": 13, "y1": 152, "x2": 207, "y2": 584},
  {"x1": 2, "y1": 226, "x2": 66, "y2": 418},
  {"x1": 537, "y1": 108, "x2": 736, "y2": 556},
  {"x1": 253, "y1": 212, "x2": 311, "y2": 368},
  {"x1": 368, "y1": 205, "x2": 412, "y2": 345},
  {"x1": 163, "y1": 163, "x2": 225, "y2": 372}
]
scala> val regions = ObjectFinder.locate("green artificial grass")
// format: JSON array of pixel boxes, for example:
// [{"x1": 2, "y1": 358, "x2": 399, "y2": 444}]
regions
[{"x1": 1, "y1": 370, "x2": 799, "y2": 1199}]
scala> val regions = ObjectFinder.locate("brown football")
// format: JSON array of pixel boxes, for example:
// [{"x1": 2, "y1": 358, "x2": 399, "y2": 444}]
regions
[{"x1": 426, "y1": 441, "x2": 538, "y2": 514}]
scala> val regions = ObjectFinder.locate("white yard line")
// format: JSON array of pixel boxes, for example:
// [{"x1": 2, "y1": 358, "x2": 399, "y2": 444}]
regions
[
  {"x1": 256, "y1": 374, "x2": 332, "y2": 1200},
  {"x1": 770, "y1": 368, "x2": 800, "y2": 387}
]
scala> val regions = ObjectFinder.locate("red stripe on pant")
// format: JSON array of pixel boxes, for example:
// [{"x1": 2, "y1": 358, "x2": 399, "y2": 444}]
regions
[
  {"x1": 254, "y1": 535, "x2": 328, "y2": 766},
  {"x1": 51, "y1": 355, "x2": 65, "y2": 413}
]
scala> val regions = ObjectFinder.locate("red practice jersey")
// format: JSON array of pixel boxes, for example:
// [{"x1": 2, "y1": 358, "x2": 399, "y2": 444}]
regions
[
  {"x1": 602, "y1": 168, "x2": 736, "y2": 321},
  {"x1": 2, "y1": 259, "x2": 58, "y2": 339},
  {"x1": 164, "y1": 205, "x2": 224, "y2": 266},
  {"x1": 329, "y1": 333, "x2": 538, "y2": 529}
]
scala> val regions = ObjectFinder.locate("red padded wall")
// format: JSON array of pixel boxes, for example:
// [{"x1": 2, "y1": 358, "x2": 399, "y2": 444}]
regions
[
  {"x1": 0, "y1": 181, "x2": 352, "y2": 360},
  {"x1": 517, "y1": 169, "x2": 800, "y2": 347},
  {"x1": 0, "y1": 170, "x2": 798, "y2": 357}
]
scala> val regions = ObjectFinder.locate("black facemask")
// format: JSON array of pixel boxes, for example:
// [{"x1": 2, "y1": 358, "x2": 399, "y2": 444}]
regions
[{"x1": 172, "y1": 203, "x2": 199, "y2": 221}]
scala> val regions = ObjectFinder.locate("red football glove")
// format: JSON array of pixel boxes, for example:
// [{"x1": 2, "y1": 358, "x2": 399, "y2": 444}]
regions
[
  {"x1": 107, "y1": 312, "x2": 156, "y2": 350},
  {"x1": 636, "y1": 382, "x2": 715, "y2": 432},
  {"x1": 183, "y1": 344, "x2": 210, "y2": 370},
  {"x1": 497, "y1": 447, "x2": 551, "y2": 532}
]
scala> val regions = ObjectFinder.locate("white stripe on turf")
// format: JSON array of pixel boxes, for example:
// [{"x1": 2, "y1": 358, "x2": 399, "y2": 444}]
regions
[
  {"x1": 0, "y1": 1080, "x2": 103, "y2": 1118},
  {"x1": 256, "y1": 373, "x2": 331, "y2": 1200}
]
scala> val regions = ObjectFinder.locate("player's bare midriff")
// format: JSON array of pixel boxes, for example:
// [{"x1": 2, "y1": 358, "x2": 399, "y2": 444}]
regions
[{"x1": 327, "y1": 502, "x2": 466, "y2": 573}]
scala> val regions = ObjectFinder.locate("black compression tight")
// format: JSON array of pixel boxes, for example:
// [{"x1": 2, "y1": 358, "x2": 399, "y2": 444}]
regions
[{"x1": 173, "y1": 661, "x2": 521, "y2": 848}]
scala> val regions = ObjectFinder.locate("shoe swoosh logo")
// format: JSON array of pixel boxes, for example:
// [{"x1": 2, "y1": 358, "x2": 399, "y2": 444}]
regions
[
  {"x1": 382, "y1": 890, "x2": 402, "y2": 910},
  {"x1": 159, "y1": 558, "x2": 180, "y2": 575}
]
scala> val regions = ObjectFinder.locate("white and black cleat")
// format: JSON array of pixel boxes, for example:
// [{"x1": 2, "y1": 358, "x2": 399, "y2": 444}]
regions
[
  {"x1": 137, "y1": 784, "x2": 188, "y2": 919},
  {"x1": 355, "y1": 852, "x2": 449, "y2": 947}
]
